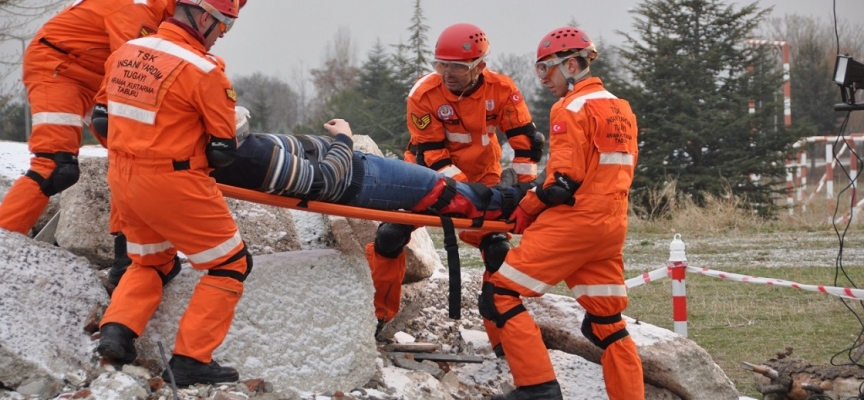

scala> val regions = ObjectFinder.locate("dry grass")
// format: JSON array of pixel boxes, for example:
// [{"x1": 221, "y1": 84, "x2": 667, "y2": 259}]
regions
[{"x1": 620, "y1": 267, "x2": 864, "y2": 398}]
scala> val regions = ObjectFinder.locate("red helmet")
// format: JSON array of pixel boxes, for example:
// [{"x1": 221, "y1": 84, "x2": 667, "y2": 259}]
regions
[
  {"x1": 177, "y1": 0, "x2": 242, "y2": 19},
  {"x1": 434, "y1": 23, "x2": 489, "y2": 61},
  {"x1": 536, "y1": 27, "x2": 597, "y2": 63}
]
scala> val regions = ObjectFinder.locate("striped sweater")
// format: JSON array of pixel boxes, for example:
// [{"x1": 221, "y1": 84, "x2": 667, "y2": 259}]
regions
[{"x1": 211, "y1": 133, "x2": 360, "y2": 203}]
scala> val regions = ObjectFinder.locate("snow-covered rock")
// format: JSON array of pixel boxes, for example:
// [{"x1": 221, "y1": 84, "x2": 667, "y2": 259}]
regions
[{"x1": 0, "y1": 229, "x2": 108, "y2": 398}]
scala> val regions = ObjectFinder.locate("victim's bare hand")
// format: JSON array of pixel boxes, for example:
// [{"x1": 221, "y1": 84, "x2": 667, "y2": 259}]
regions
[{"x1": 323, "y1": 119, "x2": 353, "y2": 137}]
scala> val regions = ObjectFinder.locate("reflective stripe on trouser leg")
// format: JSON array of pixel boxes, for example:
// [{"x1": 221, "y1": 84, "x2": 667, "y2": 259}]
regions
[
  {"x1": 0, "y1": 158, "x2": 52, "y2": 234},
  {"x1": 486, "y1": 276, "x2": 556, "y2": 387},
  {"x1": 106, "y1": 155, "x2": 247, "y2": 363},
  {"x1": 1, "y1": 68, "x2": 92, "y2": 234},
  {"x1": 570, "y1": 258, "x2": 644, "y2": 400},
  {"x1": 175, "y1": 273, "x2": 244, "y2": 363},
  {"x1": 100, "y1": 259, "x2": 175, "y2": 335},
  {"x1": 366, "y1": 242, "x2": 407, "y2": 321}
]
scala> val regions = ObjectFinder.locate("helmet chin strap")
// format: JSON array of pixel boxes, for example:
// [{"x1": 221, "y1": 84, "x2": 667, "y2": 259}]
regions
[{"x1": 563, "y1": 65, "x2": 591, "y2": 91}]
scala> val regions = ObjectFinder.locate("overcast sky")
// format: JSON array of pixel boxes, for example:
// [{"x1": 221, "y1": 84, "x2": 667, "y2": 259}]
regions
[
  {"x1": 1, "y1": 0, "x2": 863, "y2": 91},
  {"x1": 216, "y1": 0, "x2": 864, "y2": 81}
]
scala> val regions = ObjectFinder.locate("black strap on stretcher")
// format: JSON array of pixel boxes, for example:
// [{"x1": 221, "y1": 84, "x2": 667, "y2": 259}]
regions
[{"x1": 440, "y1": 215, "x2": 461, "y2": 319}]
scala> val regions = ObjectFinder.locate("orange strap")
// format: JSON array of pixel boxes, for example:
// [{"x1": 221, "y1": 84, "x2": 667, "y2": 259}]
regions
[{"x1": 217, "y1": 184, "x2": 515, "y2": 232}]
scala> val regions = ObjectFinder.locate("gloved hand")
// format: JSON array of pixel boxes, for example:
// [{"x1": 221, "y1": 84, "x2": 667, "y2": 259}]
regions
[
  {"x1": 506, "y1": 205, "x2": 537, "y2": 234},
  {"x1": 206, "y1": 136, "x2": 238, "y2": 168}
]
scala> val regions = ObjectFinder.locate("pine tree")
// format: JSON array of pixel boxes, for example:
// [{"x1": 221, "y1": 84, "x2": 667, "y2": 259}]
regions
[
  {"x1": 405, "y1": 0, "x2": 430, "y2": 80},
  {"x1": 617, "y1": 0, "x2": 796, "y2": 216},
  {"x1": 392, "y1": 0, "x2": 431, "y2": 88}
]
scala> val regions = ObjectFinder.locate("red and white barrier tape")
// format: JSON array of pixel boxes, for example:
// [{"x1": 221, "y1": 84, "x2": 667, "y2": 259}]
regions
[{"x1": 626, "y1": 264, "x2": 864, "y2": 300}]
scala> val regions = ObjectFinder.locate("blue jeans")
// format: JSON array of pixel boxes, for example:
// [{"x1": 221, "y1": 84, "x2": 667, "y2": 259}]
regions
[{"x1": 349, "y1": 152, "x2": 507, "y2": 211}]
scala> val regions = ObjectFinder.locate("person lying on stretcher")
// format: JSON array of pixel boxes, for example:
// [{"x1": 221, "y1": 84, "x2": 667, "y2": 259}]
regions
[
  {"x1": 210, "y1": 107, "x2": 534, "y2": 222},
  {"x1": 105, "y1": 107, "x2": 532, "y2": 291}
]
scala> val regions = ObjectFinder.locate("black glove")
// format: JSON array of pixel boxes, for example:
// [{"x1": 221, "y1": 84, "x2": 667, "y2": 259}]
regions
[
  {"x1": 91, "y1": 103, "x2": 109, "y2": 139},
  {"x1": 206, "y1": 136, "x2": 238, "y2": 168},
  {"x1": 536, "y1": 172, "x2": 579, "y2": 207}
]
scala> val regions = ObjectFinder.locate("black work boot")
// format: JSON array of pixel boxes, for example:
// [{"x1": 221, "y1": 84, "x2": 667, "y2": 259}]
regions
[
  {"x1": 492, "y1": 380, "x2": 563, "y2": 400},
  {"x1": 107, "y1": 234, "x2": 132, "y2": 287},
  {"x1": 374, "y1": 319, "x2": 387, "y2": 340},
  {"x1": 162, "y1": 354, "x2": 239, "y2": 387},
  {"x1": 97, "y1": 322, "x2": 138, "y2": 364}
]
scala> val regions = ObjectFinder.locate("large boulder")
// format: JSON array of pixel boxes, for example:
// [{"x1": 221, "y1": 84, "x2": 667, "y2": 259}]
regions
[
  {"x1": 0, "y1": 230, "x2": 108, "y2": 399},
  {"x1": 136, "y1": 250, "x2": 379, "y2": 392},
  {"x1": 56, "y1": 155, "x2": 113, "y2": 267}
]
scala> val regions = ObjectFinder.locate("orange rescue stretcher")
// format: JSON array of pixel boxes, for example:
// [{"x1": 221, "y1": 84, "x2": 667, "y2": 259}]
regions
[
  {"x1": 217, "y1": 184, "x2": 515, "y2": 232},
  {"x1": 218, "y1": 183, "x2": 515, "y2": 320}
]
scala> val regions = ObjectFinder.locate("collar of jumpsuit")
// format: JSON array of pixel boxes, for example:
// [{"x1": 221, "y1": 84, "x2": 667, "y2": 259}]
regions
[{"x1": 165, "y1": 17, "x2": 208, "y2": 48}]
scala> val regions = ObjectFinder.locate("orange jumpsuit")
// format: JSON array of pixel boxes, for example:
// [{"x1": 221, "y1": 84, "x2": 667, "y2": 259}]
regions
[
  {"x1": 97, "y1": 21, "x2": 249, "y2": 364},
  {"x1": 487, "y1": 77, "x2": 644, "y2": 398},
  {"x1": 0, "y1": 0, "x2": 175, "y2": 235},
  {"x1": 367, "y1": 69, "x2": 537, "y2": 347}
]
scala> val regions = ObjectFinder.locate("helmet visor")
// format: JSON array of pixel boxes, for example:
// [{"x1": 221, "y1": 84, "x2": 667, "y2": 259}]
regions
[
  {"x1": 432, "y1": 57, "x2": 484, "y2": 77},
  {"x1": 535, "y1": 55, "x2": 576, "y2": 79},
  {"x1": 193, "y1": 0, "x2": 236, "y2": 33}
]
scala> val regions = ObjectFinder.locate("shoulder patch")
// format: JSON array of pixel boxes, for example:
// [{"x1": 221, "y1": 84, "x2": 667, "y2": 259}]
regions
[
  {"x1": 551, "y1": 121, "x2": 567, "y2": 134},
  {"x1": 226, "y1": 88, "x2": 237, "y2": 102},
  {"x1": 412, "y1": 113, "x2": 432, "y2": 130},
  {"x1": 139, "y1": 25, "x2": 157, "y2": 38}
]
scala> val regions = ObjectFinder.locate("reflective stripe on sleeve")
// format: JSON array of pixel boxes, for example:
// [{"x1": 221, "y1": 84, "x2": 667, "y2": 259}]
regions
[
  {"x1": 187, "y1": 231, "x2": 242, "y2": 265},
  {"x1": 498, "y1": 262, "x2": 553, "y2": 294},
  {"x1": 599, "y1": 153, "x2": 635, "y2": 166},
  {"x1": 438, "y1": 164, "x2": 463, "y2": 178},
  {"x1": 108, "y1": 101, "x2": 156, "y2": 125},
  {"x1": 445, "y1": 130, "x2": 472, "y2": 144},
  {"x1": 128, "y1": 37, "x2": 216, "y2": 73},
  {"x1": 127, "y1": 239, "x2": 172, "y2": 257},
  {"x1": 571, "y1": 284, "x2": 628, "y2": 298},
  {"x1": 31, "y1": 112, "x2": 82, "y2": 127},
  {"x1": 511, "y1": 162, "x2": 537, "y2": 175}
]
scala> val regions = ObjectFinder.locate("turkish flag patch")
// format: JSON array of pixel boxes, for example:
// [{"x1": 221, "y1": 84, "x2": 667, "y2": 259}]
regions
[
  {"x1": 551, "y1": 121, "x2": 567, "y2": 134},
  {"x1": 510, "y1": 92, "x2": 523, "y2": 104}
]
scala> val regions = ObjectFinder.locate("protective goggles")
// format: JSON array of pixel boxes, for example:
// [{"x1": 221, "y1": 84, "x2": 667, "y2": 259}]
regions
[
  {"x1": 534, "y1": 55, "x2": 577, "y2": 79},
  {"x1": 192, "y1": 0, "x2": 236, "y2": 33},
  {"x1": 432, "y1": 57, "x2": 484, "y2": 77}
]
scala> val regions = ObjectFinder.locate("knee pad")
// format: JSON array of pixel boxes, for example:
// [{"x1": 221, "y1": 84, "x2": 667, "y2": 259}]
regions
[
  {"x1": 208, "y1": 242, "x2": 252, "y2": 282},
  {"x1": 581, "y1": 312, "x2": 630, "y2": 350},
  {"x1": 158, "y1": 255, "x2": 183, "y2": 286},
  {"x1": 373, "y1": 223, "x2": 413, "y2": 258},
  {"x1": 478, "y1": 281, "x2": 525, "y2": 328},
  {"x1": 27, "y1": 152, "x2": 80, "y2": 197},
  {"x1": 479, "y1": 233, "x2": 511, "y2": 274}
]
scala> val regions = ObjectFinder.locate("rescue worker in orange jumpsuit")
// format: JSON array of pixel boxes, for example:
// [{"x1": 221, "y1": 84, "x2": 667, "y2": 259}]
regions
[
  {"x1": 93, "y1": 0, "x2": 251, "y2": 387},
  {"x1": 0, "y1": 0, "x2": 175, "y2": 235},
  {"x1": 483, "y1": 28, "x2": 644, "y2": 399},
  {"x1": 366, "y1": 23, "x2": 545, "y2": 350}
]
